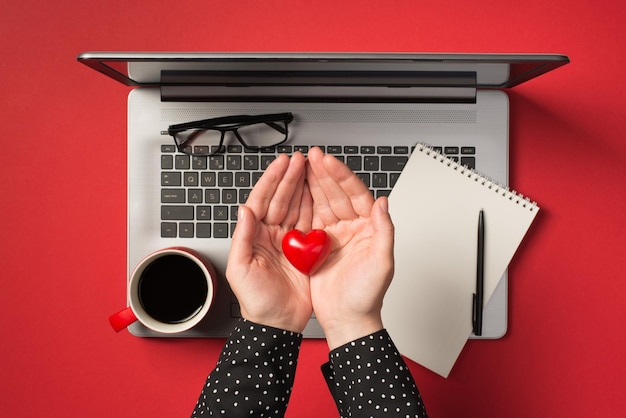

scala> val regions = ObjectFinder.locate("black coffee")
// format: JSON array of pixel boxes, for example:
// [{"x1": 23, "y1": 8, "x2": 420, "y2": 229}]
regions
[{"x1": 138, "y1": 254, "x2": 208, "y2": 324}]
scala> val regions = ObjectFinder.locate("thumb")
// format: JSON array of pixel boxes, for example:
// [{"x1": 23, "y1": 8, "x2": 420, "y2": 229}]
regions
[
  {"x1": 371, "y1": 196, "x2": 395, "y2": 258},
  {"x1": 228, "y1": 205, "x2": 257, "y2": 266}
]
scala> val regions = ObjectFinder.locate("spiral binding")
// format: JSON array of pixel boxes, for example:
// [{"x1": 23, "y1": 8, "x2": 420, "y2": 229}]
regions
[{"x1": 416, "y1": 144, "x2": 538, "y2": 211}]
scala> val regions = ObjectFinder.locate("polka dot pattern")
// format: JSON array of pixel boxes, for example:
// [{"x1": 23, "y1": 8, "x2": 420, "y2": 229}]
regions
[
  {"x1": 192, "y1": 318, "x2": 302, "y2": 417},
  {"x1": 321, "y1": 330, "x2": 428, "y2": 417},
  {"x1": 192, "y1": 321, "x2": 427, "y2": 417}
]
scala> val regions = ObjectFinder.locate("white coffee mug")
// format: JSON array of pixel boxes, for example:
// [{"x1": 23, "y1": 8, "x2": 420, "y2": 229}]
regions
[{"x1": 109, "y1": 247, "x2": 216, "y2": 334}]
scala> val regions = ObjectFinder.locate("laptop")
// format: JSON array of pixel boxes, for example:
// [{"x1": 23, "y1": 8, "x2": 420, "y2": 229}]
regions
[{"x1": 77, "y1": 52, "x2": 569, "y2": 338}]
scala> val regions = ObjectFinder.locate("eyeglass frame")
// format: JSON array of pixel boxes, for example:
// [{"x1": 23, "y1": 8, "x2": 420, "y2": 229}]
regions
[{"x1": 162, "y1": 112, "x2": 294, "y2": 156}]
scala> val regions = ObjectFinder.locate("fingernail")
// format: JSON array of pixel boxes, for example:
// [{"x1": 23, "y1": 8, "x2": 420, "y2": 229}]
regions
[
  {"x1": 238, "y1": 206, "x2": 245, "y2": 220},
  {"x1": 379, "y1": 197, "x2": 389, "y2": 213}
]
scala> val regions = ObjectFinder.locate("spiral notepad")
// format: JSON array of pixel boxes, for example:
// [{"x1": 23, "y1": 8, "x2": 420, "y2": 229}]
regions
[{"x1": 383, "y1": 144, "x2": 539, "y2": 377}]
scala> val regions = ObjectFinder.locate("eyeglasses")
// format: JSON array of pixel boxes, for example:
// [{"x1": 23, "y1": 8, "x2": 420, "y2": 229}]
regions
[{"x1": 161, "y1": 112, "x2": 294, "y2": 156}]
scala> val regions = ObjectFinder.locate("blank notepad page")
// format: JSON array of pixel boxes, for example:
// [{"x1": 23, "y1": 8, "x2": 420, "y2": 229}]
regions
[{"x1": 383, "y1": 144, "x2": 539, "y2": 377}]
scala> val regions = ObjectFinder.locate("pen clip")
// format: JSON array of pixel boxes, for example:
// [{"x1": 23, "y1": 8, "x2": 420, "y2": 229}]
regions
[{"x1": 472, "y1": 293, "x2": 479, "y2": 335}]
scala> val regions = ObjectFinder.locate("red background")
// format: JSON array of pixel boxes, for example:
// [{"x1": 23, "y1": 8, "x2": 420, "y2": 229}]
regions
[{"x1": 1, "y1": 1, "x2": 625, "y2": 416}]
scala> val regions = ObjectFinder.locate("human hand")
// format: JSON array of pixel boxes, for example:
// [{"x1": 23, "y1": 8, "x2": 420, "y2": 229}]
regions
[
  {"x1": 225, "y1": 152, "x2": 313, "y2": 333},
  {"x1": 305, "y1": 147, "x2": 395, "y2": 349}
]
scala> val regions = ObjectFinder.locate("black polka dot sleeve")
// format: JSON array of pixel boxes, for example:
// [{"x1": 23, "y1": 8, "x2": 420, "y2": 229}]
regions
[
  {"x1": 192, "y1": 318, "x2": 303, "y2": 417},
  {"x1": 321, "y1": 330, "x2": 428, "y2": 417}
]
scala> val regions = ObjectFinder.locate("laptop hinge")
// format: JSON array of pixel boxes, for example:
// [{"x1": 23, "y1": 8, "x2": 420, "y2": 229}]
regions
[
  {"x1": 159, "y1": 70, "x2": 477, "y2": 103},
  {"x1": 161, "y1": 85, "x2": 476, "y2": 103}
]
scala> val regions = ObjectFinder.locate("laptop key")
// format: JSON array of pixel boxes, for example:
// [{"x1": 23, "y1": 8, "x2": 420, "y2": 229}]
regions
[
  {"x1": 188, "y1": 189, "x2": 203, "y2": 204},
  {"x1": 230, "y1": 206, "x2": 239, "y2": 221},
  {"x1": 390, "y1": 172, "x2": 401, "y2": 188},
  {"x1": 227, "y1": 155, "x2": 242, "y2": 170},
  {"x1": 161, "y1": 222, "x2": 177, "y2": 238},
  {"x1": 251, "y1": 172, "x2": 263, "y2": 186},
  {"x1": 218, "y1": 172, "x2": 233, "y2": 187},
  {"x1": 346, "y1": 156, "x2": 362, "y2": 171},
  {"x1": 197, "y1": 223, "x2": 211, "y2": 238},
  {"x1": 161, "y1": 222, "x2": 178, "y2": 238},
  {"x1": 260, "y1": 155, "x2": 276, "y2": 169},
  {"x1": 222, "y1": 189, "x2": 238, "y2": 204},
  {"x1": 201, "y1": 172, "x2": 216, "y2": 187},
  {"x1": 372, "y1": 173, "x2": 388, "y2": 188},
  {"x1": 161, "y1": 172, "x2": 181, "y2": 186},
  {"x1": 209, "y1": 155, "x2": 224, "y2": 170},
  {"x1": 184, "y1": 172, "x2": 199, "y2": 186},
  {"x1": 364, "y1": 156, "x2": 379, "y2": 171},
  {"x1": 161, "y1": 155, "x2": 173, "y2": 169},
  {"x1": 192, "y1": 156, "x2": 207, "y2": 170},
  {"x1": 381, "y1": 156, "x2": 408, "y2": 171},
  {"x1": 180, "y1": 223, "x2": 194, "y2": 238},
  {"x1": 197, "y1": 206, "x2": 211, "y2": 220},
  {"x1": 235, "y1": 172, "x2": 250, "y2": 187},
  {"x1": 244, "y1": 155, "x2": 259, "y2": 170},
  {"x1": 161, "y1": 206, "x2": 194, "y2": 220},
  {"x1": 461, "y1": 156, "x2": 476, "y2": 169},
  {"x1": 161, "y1": 189, "x2": 185, "y2": 203},
  {"x1": 175, "y1": 155, "x2": 190, "y2": 169},
  {"x1": 214, "y1": 206, "x2": 229, "y2": 221},
  {"x1": 357, "y1": 173, "x2": 370, "y2": 187},
  {"x1": 239, "y1": 189, "x2": 252, "y2": 204},
  {"x1": 213, "y1": 223, "x2": 229, "y2": 238},
  {"x1": 205, "y1": 189, "x2": 220, "y2": 203}
]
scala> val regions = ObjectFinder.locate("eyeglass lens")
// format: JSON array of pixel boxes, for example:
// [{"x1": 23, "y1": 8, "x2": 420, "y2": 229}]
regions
[{"x1": 175, "y1": 122, "x2": 288, "y2": 155}]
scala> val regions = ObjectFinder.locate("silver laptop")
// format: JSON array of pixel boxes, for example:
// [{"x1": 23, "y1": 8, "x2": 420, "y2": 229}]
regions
[{"x1": 77, "y1": 52, "x2": 568, "y2": 338}]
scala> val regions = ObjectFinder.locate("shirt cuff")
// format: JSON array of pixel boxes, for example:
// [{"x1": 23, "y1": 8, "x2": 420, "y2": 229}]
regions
[
  {"x1": 192, "y1": 318, "x2": 303, "y2": 417},
  {"x1": 321, "y1": 329, "x2": 428, "y2": 417}
]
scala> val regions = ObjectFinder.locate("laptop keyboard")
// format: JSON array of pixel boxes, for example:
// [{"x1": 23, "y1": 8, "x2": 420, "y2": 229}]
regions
[{"x1": 160, "y1": 144, "x2": 476, "y2": 239}]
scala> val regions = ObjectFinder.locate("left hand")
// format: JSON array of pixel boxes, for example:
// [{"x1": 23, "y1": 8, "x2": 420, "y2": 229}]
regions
[{"x1": 225, "y1": 152, "x2": 313, "y2": 333}]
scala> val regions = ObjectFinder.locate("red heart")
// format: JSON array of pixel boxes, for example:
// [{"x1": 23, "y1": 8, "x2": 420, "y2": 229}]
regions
[{"x1": 282, "y1": 229, "x2": 332, "y2": 275}]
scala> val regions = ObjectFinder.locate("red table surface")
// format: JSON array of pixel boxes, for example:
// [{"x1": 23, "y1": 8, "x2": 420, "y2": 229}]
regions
[{"x1": 1, "y1": 1, "x2": 625, "y2": 416}]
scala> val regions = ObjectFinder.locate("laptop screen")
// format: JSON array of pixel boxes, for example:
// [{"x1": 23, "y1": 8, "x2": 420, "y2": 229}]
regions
[{"x1": 77, "y1": 52, "x2": 569, "y2": 89}]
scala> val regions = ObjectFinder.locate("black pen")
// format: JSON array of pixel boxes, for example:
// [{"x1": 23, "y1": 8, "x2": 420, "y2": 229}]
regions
[{"x1": 473, "y1": 209, "x2": 485, "y2": 336}]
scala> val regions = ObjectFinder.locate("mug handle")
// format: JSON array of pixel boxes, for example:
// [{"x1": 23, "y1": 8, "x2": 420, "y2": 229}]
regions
[{"x1": 109, "y1": 307, "x2": 138, "y2": 332}]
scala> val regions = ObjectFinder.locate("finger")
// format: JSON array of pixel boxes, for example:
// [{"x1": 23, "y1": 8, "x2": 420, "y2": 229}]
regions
[
  {"x1": 306, "y1": 148, "x2": 340, "y2": 226},
  {"x1": 281, "y1": 162, "x2": 306, "y2": 229},
  {"x1": 295, "y1": 181, "x2": 313, "y2": 232},
  {"x1": 265, "y1": 152, "x2": 306, "y2": 225},
  {"x1": 308, "y1": 148, "x2": 358, "y2": 221},
  {"x1": 245, "y1": 154, "x2": 290, "y2": 220},
  {"x1": 323, "y1": 153, "x2": 375, "y2": 218}
]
